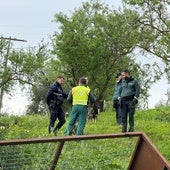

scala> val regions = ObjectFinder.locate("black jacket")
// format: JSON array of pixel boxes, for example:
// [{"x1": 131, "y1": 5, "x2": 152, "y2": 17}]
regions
[{"x1": 46, "y1": 82, "x2": 67, "y2": 105}]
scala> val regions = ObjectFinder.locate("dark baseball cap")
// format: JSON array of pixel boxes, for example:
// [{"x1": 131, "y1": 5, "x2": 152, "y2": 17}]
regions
[{"x1": 116, "y1": 73, "x2": 121, "y2": 78}]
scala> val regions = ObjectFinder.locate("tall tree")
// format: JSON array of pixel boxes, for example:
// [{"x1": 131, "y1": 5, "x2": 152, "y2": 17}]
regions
[
  {"x1": 52, "y1": 1, "x2": 144, "y2": 106},
  {"x1": 23, "y1": 44, "x2": 54, "y2": 115},
  {"x1": 0, "y1": 39, "x2": 49, "y2": 113},
  {"x1": 123, "y1": 0, "x2": 170, "y2": 81},
  {"x1": 25, "y1": 1, "x2": 167, "y2": 113}
]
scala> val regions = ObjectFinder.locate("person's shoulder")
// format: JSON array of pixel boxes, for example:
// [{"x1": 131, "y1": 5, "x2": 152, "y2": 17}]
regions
[
  {"x1": 72, "y1": 86, "x2": 78, "y2": 92},
  {"x1": 86, "y1": 85, "x2": 90, "y2": 89},
  {"x1": 118, "y1": 80, "x2": 122, "y2": 84},
  {"x1": 50, "y1": 82, "x2": 58, "y2": 89},
  {"x1": 121, "y1": 79, "x2": 126, "y2": 83},
  {"x1": 133, "y1": 78, "x2": 139, "y2": 82},
  {"x1": 72, "y1": 85, "x2": 78, "y2": 89},
  {"x1": 132, "y1": 78, "x2": 140, "y2": 86},
  {"x1": 129, "y1": 77, "x2": 138, "y2": 82},
  {"x1": 48, "y1": 83, "x2": 54, "y2": 88}
]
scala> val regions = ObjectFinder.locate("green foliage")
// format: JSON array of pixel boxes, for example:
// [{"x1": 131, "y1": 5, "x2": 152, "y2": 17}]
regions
[
  {"x1": 2, "y1": 0, "x2": 170, "y2": 114},
  {"x1": 52, "y1": 0, "x2": 150, "y2": 103},
  {"x1": 49, "y1": 0, "x2": 167, "y2": 111},
  {"x1": 0, "y1": 39, "x2": 51, "y2": 113},
  {"x1": 123, "y1": 0, "x2": 170, "y2": 81}
]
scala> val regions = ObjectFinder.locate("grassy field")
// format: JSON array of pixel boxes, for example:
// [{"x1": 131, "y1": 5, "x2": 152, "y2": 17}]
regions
[{"x1": 0, "y1": 106, "x2": 170, "y2": 168}]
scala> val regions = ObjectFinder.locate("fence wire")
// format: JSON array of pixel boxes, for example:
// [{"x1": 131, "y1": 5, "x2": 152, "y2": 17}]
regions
[
  {"x1": 58, "y1": 138, "x2": 137, "y2": 170},
  {"x1": 0, "y1": 143, "x2": 56, "y2": 170},
  {"x1": 0, "y1": 137, "x2": 137, "y2": 170}
]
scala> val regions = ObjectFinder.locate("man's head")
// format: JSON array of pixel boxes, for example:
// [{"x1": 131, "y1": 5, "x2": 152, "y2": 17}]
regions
[
  {"x1": 82, "y1": 76, "x2": 88, "y2": 84},
  {"x1": 79, "y1": 77, "x2": 87, "y2": 86},
  {"x1": 56, "y1": 76, "x2": 65, "y2": 85},
  {"x1": 121, "y1": 70, "x2": 130, "y2": 79}
]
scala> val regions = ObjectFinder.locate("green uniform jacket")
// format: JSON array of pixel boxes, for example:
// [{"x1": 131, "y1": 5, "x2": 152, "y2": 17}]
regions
[
  {"x1": 113, "y1": 80, "x2": 122, "y2": 101},
  {"x1": 119, "y1": 77, "x2": 140, "y2": 98}
]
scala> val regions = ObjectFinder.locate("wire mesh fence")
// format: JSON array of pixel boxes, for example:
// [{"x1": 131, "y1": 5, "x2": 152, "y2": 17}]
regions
[
  {"x1": 0, "y1": 135, "x2": 138, "y2": 170},
  {"x1": 0, "y1": 143, "x2": 56, "y2": 170},
  {"x1": 58, "y1": 138, "x2": 137, "y2": 170},
  {"x1": 1, "y1": 133, "x2": 170, "y2": 170}
]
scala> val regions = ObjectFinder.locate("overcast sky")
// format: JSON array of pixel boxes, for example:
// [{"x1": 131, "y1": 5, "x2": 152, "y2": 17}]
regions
[
  {"x1": 0, "y1": 0, "x2": 122, "y2": 47},
  {"x1": 0, "y1": 0, "x2": 169, "y2": 115}
]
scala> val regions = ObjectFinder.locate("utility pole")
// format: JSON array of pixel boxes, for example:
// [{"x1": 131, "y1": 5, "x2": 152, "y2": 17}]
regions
[
  {"x1": 0, "y1": 36, "x2": 27, "y2": 113},
  {"x1": 0, "y1": 36, "x2": 27, "y2": 42},
  {"x1": 0, "y1": 36, "x2": 27, "y2": 59}
]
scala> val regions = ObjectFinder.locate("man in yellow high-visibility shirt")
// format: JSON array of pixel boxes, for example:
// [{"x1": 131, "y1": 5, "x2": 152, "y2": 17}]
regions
[{"x1": 64, "y1": 77, "x2": 96, "y2": 135}]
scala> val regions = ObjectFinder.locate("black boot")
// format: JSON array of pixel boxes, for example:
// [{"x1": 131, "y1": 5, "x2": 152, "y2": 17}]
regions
[
  {"x1": 129, "y1": 127, "x2": 134, "y2": 132},
  {"x1": 122, "y1": 126, "x2": 127, "y2": 133},
  {"x1": 48, "y1": 125, "x2": 53, "y2": 134},
  {"x1": 53, "y1": 127, "x2": 58, "y2": 136}
]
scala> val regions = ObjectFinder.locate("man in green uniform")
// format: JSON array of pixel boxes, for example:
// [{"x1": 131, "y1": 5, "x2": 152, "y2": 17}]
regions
[
  {"x1": 64, "y1": 77, "x2": 95, "y2": 135},
  {"x1": 113, "y1": 73, "x2": 122, "y2": 125},
  {"x1": 119, "y1": 70, "x2": 140, "y2": 132}
]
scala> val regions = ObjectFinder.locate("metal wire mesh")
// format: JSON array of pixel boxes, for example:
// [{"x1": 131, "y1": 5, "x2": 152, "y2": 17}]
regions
[
  {"x1": 57, "y1": 138, "x2": 137, "y2": 170},
  {"x1": 0, "y1": 143, "x2": 56, "y2": 170},
  {"x1": 0, "y1": 137, "x2": 137, "y2": 170}
]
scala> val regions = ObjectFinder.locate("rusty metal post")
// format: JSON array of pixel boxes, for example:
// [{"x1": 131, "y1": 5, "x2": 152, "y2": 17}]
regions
[
  {"x1": 128, "y1": 133, "x2": 170, "y2": 170},
  {"x1": 50, "y1": 141, "x2": 65, "y2": 170}
]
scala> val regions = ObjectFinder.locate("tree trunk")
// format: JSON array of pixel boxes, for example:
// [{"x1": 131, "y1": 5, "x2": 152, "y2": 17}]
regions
[
  {"x1": 0, "y1": 89, "x2": 4, "y2": 113},
  {"x1": 96, "y1": 100, "x2": 105, "y2": 112}
]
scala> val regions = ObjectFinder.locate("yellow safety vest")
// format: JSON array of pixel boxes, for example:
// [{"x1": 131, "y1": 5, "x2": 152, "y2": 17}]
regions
[{"x1": 72, "y1": 86, "x2": 90, "y2": 105}]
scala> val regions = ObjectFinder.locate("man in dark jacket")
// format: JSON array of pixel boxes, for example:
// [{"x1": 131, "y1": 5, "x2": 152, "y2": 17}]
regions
[
  {"x1": 113, "y1": 73, "x2": 122, "y2": 125},
  {"x1": 119, "y1": 70, "x2": 140, "y2": 132},
  {"x1": 46, "y1": 76, "x2": 68, "y2": 135}
]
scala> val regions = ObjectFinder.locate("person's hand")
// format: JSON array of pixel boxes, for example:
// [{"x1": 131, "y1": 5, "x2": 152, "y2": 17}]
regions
[
  {"x1": 133, "y1": 96, "x2": 138, "y2": 105},
  {"x1": 118, "y1": 97, "x2": 122, "y2": 107}
]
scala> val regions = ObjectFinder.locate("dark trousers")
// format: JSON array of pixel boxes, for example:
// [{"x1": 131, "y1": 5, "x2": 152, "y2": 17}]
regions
[
  {"x1": 49, "y1": 104, "x2": 66, "y2": 131},
  {"x1": 115, "y1": 107, "x2": 122, "y2": 124},
  {"x1": 121, "y1": 99, "x2": 136, "y2": 132},
  {"x1": 113, "y1": 100, "x2": 122, "y2": 124}
]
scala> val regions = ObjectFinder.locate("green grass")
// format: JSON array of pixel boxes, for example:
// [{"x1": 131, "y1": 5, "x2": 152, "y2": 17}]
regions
[{"x1": 0, "y1": 106, "x2": 170, "y2": 164}]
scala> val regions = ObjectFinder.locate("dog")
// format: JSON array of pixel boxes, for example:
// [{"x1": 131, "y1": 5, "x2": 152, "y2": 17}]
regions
[{"x1": 87, "y1": 102, "x2": 98, "y2": 123}]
